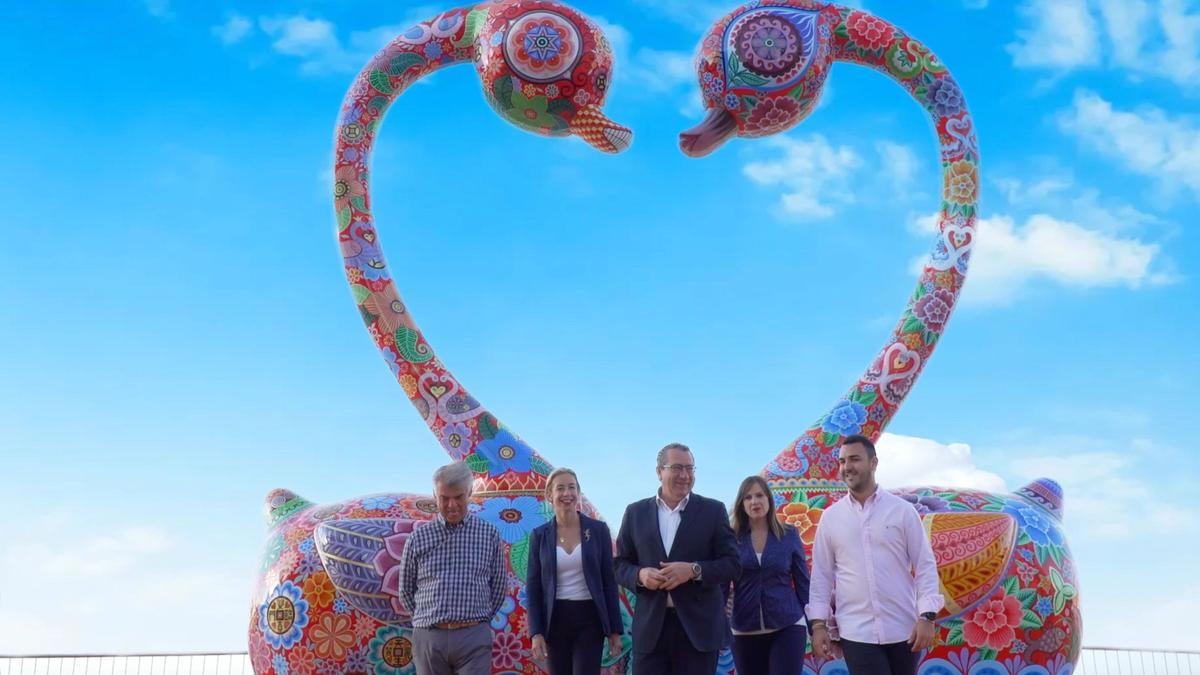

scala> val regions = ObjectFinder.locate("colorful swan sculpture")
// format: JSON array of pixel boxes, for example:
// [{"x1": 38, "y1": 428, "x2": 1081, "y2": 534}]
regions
[
  {"x1": 681, "y1": 3, "x2": 1080, "y2": 674},
  {"x1": 248, "y1": 3, "x2": 1080, "y2": 674}
]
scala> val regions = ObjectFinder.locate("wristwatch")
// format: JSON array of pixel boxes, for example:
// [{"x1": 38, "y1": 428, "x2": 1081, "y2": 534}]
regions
[
  {"x1": 690, "y1": 562, "x2": 702, "y2": 580},
  {"x1": 920, "y1": 612, "x2": 937, "y2": 622}
]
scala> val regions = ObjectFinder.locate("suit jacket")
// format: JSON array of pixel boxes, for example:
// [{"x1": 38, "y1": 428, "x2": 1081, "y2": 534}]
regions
[
  {"x1": 730, "y1": 526, "x2": 810, "y2": 632},
  {"x1": 526, "y1": 513, "x2": 623, "y2": 638},
  {"x1": 613, "y1": 493, "x2": 740, "y2": 654}
]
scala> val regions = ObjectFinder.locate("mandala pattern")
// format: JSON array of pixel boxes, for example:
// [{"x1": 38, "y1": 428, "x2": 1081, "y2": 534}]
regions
[
  {"x1": 734, "y1": 14, "x2": 803, "y2": 76},
  {"x1": 503, "y1": 11, "x2": 581, "y2": 82}
]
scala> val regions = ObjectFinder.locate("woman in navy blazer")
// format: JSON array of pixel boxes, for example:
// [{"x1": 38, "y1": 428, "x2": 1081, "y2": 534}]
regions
[
  {"x1": 729, "y1": 475, "x2": 811, "y2": 675},
  {"x1": 526, "y1": 468, "x2": 623, "y2": 675}
]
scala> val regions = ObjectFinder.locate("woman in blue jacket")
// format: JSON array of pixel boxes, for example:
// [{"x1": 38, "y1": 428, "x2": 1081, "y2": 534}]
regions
[
  {"x1": 729, "y1": 475, "x2": 811, "y2": 675},
  {"x1": 526, "y1": 468, "x2": 623, "y2": 675}
]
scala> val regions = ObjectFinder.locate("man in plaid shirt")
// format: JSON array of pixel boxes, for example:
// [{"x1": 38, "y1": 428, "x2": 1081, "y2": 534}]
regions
[{"x1": 398, "y1": 461, "x2": 506, "y2": 675}]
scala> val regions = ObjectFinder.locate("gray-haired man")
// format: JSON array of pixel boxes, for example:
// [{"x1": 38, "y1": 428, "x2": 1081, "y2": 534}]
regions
[{"x1": 398, "y1": 461, "x2": 506, "y2": 675}]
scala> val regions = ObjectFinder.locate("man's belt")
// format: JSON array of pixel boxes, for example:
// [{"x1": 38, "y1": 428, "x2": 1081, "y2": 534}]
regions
[{"x1": 431, "y1": 619, "x2": 484, "y2": 630}]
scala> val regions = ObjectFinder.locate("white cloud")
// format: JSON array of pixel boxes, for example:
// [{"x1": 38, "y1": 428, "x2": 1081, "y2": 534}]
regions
[
  {"x1": 259, "y1": 15, "x2": 339, "y2": 58},
  {"x1": 1057, "y1": 89, "x2": 1200, "y2": 198},
  {"x1": 5, "y1": 526, "x2": 170, "y2": 577},
  {"x1": 143, "y1": 0, "x2": 171, "y2": 19},
  {"x1": 1008, "y1": 0, "x2": 1100, "y2": 69},
  {"x1": 592, "y1": 17, "x2": 695, "y2": 117},
  {"x1": 1010, "y1": 0, "x2": 1200, "y2": 88},
  {"x1": 1010, "y1": 447, "x2": 1199, "y2": 539},
  {"x1": 910, "y1": 210, "x2": 1170, "y2": 304},
  {"x1": 254, "y1": 13, "x2": 430, "y2": 75},
  {"x1": 743, "y1": 138, "x2": 928, "y2": 221},
  {"x1": 627, "y1": 0, "x2": 733, "y2": 31},
  {"x1": 0, "y1": 520, "x2": 246, "y2": 652},
  {"x1": 212, "y1": 14, "x2": 252, "y2": 45},
  {"x1": 743, "y1": 135, "x2": 863, "y2": 220},
  {"x1": 875, "y1": 432, "x2": 1008, "y2": 492},
  {"x1": 876, "y1": 140, "x2": 919, "y2": 197}
]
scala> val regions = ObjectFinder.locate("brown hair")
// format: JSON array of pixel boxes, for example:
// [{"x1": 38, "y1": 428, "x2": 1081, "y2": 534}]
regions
[{"x1": 731, "y1": 475, "x2": 785, "y2": 539}]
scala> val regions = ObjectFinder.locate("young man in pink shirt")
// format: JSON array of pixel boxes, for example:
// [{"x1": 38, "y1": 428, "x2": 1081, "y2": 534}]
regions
[{"x1": 807, "y1": 434, "x2": 943, "y2": 675}]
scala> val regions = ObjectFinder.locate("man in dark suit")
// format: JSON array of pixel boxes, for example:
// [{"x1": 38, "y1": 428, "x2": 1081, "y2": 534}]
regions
[{"x1": 614, "y1": 442, "x2": 740, "y2": 674}]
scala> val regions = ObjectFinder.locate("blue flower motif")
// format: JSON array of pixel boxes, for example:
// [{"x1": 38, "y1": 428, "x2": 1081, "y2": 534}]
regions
[
  {"x1": 363, "y1": 495, "x2": 398, "y2": 511},
  {"x1": 822, "y1": 399, "x2": 868, "y2": 436},
  {"x1": 491, "y1": 594, "x2": 517, "y2": 629},
  {"x1": 343, "y1": 230, "x2": 390, "y2": 281},
  {"x1": 1035, "y1": 596, "x2": 1053, "y2": 617},
  {"x1": 917, "y1": 659, "x2": 959, "y2": 675},
  {"x1": 819, "y1": 658, "x2": 851, "y2": 675},
  {"x1": 273, "y1": 654, "x2": 289, "y2": 674},
  {"x1": 334, "y1": 597, "x2": 351, "y2": 614},
  {"x1": 369, "y1": 625, "x2": 416, "y2": 675},
  {"x1": 346, "y1": 646, "x2": 371, "y2": 673},
  {"x1": 295, "y1": 552, "x2": 321, "y2": 581},
  {"x1": 1004, "y1": 501, "x2": 1064, "y2": 548},
  {"x1": 258, "y1": 580, "x2": 310, "y2": 649},
  {"x1": 715, "y1": 648, "x2": 736, "y2": 674},
  {"x1": 298, "y1": 539, "x2": 314, "y2": 554},
  {"x1": 724, "y1": 92, "x2": 740, "y2": 109},
  {"x1": 524, "y1": 24, "x2": 564, "y2": 62},
  {"x1": 477, "y1": 495, "x2": 545, "y2": 544},
  {"x1": 423, "y1": 41, "x2": 443, "y2": 59},
  {"x1": 926, "y1": 77, "x2": 965, "y2": 118},
  {"x1": 476, "y1": 429, "x2": 533, "y2": 477},
  {"x1": 440, "y1": 422, "x2": 473, "y2": 461}
]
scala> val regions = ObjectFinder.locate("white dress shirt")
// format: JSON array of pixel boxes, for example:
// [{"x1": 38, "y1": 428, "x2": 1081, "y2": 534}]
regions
[
  {"x1": 656, "y1": 491, "x2": 690, "y2": 607},
  {"x1": 806, "y1": 486, "x2": 944, "y2": 645}
]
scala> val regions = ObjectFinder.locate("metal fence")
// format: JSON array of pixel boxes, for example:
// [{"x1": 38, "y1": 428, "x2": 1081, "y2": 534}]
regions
[{"x1": 1, "y1": 648, "x2": 1197, "y2": 674}]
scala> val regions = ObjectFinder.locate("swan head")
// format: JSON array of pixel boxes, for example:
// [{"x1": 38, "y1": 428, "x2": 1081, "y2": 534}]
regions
[
  {"x1": 680, "y1": 1, "x2": 840, "y2": 157},
  {"x1": 475, "y1": 1, "x2": 632, "y2": 153}
]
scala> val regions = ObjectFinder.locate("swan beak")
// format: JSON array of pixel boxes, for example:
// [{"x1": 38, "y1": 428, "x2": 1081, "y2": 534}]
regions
[
  {"x1": 570, "y1": 104, "x2": 633, "y2": 154},
  {"x1": 679, "y1": 107, "x2": 738, "y2": 158}
]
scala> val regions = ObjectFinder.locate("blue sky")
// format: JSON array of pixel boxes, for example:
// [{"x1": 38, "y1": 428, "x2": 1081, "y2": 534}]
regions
[{"x1": 2, "y1": 0, "x2": 1199, "y2": 655}]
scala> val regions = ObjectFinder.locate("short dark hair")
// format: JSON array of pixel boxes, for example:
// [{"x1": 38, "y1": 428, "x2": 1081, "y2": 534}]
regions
[
  {"x1": 839, "y1": 434, "x2": 876, "y2": 458},
  {"x1": 657, "y1": 442, "x2": 692, "y2": 467}
]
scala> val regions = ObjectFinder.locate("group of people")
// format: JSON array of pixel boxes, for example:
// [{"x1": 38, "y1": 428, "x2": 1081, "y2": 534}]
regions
[{"x1": 396, "y1": 435, "x2": 944, "y2": 675}]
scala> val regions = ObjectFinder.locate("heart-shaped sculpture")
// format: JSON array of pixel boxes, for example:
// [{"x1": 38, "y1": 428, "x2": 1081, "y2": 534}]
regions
[{"x1": 247, "y1": 2, "x2": 1080, "y2": 674}]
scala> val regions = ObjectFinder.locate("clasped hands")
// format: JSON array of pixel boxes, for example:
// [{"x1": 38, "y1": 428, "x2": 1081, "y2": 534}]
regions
[{"x1": 638, "y1": 561, "x2": 696, "y2": 590}]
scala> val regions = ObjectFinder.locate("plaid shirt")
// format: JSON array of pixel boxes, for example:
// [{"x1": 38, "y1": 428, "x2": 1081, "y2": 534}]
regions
[{"x1": 397, "y1": 513, "x2": 507, "y2": 628}]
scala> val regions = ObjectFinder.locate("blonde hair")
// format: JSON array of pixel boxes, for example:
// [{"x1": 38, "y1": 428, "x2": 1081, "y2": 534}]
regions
[{"x1": 544, "y1": 467, "x2": 580, "y2": 500}]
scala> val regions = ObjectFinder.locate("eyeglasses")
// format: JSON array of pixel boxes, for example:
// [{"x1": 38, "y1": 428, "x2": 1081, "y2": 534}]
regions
[{"x1": 660, "y1": 464, "x2": 696, "y2": 474}]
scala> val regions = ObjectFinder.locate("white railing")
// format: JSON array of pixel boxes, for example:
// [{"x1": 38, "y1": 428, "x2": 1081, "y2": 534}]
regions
[
  {"x1": 1, "y1": 648, "x2": 1197, "y2": 674},
  {"x1": 1081, "y1": 647, "x2": 1200, "y2": 675}
]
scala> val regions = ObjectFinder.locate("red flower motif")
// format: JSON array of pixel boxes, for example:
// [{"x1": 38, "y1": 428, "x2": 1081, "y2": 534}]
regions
[
  {"x1": 963, "y1": 592, "x2": 1023, "y2": 650},
  {"x1": 913, "y1": 287, "x2": 955, "y2": 332},
  {"x1": 492, "y1": 631, "x2": 524, "y2": 669},
  {"x1": 846, "y1": 11, "x2": 894, "y2": 51},
  {"x1": 744, "y1": 96, "x2": 800, "y2": 134}
]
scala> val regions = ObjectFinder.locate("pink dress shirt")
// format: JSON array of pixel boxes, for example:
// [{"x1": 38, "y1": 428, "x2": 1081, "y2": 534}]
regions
[{"x1": 805, "y1": 486, "x2": 944, "y2": 645}]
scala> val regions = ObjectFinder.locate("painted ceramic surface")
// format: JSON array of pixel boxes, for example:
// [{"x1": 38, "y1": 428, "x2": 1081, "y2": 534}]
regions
[
  {"x1": 687, "y1": 2, "x2": 1079, "y2": 673},
  {"x1": 248, "y1": 3, "x2": 1078, "y2": 674}
]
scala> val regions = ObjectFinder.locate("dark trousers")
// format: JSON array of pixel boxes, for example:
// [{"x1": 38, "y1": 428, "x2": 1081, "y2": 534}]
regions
[
  {"x1": 547, "y1": 599, "x2": 605, "y2": 675},
  {"x1": 633, "y1": 608, "x2": 720, "y2": 675},
  {"x1": 841, "y1": 639, "x2": 918, "y2": 675},
  {"x1": 732, "y1": 624, "x2": 808, "y2": 675}
]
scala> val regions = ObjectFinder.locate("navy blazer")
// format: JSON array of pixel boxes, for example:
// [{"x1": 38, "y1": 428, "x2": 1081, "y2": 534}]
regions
[
  {"x1": 526, "y1": 513, "x2": 623, "y2": 638},
  {"x1": 730, "y1": 525, "x2": 810, "y2": 633},
  {"x1": 613, "y1": 493, "x2": 740, "y2": 654}
]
